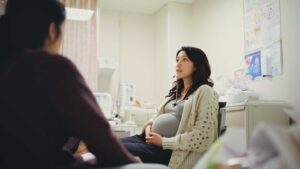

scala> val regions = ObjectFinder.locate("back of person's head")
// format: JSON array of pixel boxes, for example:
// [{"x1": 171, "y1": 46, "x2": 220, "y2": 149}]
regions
[
  {"x1": 167, "y1": 46, "x2": 214, "y2": 100},
  {"x1": 0, "y1": 0, "x2": 65, "y2": 66}
]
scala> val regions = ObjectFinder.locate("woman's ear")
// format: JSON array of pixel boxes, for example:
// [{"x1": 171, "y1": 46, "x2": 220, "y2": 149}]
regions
[
  {"x1": 43, "y1": 22, "x2": 63, "y2": 54},
  {"x1": 48, "y1": 22, "x2": 57, "y2": 42}
]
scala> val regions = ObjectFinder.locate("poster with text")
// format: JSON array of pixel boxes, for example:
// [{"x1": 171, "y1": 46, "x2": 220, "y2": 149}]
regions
[{"x1": 244, "y1": 0, "x2": 281, "y2": 52}]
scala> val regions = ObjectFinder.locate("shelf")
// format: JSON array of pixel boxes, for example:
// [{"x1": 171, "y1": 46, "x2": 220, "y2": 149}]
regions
[
  {"x1": 98, "y1": 57, "x2": 116, "y2": 76},
  {"x1": 98, "y1": 67, "x2": 115, "y2": 76}
]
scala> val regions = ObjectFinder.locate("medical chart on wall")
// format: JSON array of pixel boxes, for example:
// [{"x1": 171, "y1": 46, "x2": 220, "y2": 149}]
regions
[
  {"x1": 245, "y1": 51, "x2": 262, "y2": 80},
  {"x1": 244, "y1": 0, "x2": 282, "y2": 79},
  {"x1": 261, "y1": 41, "x2": 282, "y2": 76}
]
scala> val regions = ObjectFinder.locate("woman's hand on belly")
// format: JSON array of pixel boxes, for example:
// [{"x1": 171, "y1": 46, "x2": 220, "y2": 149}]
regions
[
  {"x1": 146, "y1": 132, "x2": 162, "y2": 147},
  {"x1": 145, "y1": 124, "x2": 152, "y2": 140}
]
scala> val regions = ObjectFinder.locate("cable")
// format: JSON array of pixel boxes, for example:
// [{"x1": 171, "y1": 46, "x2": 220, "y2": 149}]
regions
[{"x1": 173, "y1": 82, "x2": 178, "y2": 107}]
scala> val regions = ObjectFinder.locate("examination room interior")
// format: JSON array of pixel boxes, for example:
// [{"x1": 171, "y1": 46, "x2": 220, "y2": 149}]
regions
[
  {"x1": 1, "y1": 0, "x2": 300, "y2": 168},
  {"x1": 96, "y1": 0, "x2": 300, "y2": 112},
  {"x1": 62, "y1": 0, "x2": 300, "y2": 149},
  {"x1": 82, "y1": 0, "x2": 300, "y2": 166},
  {"x1": 91, "y1": 0, "x2": 300, "y2": 167}
]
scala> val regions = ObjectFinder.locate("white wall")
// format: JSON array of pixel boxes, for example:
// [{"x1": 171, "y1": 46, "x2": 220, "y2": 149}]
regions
[
  {"x1": 98, "y1": 10, "x2": 156, "y2": 103},
  {"x1": 192, "y1": 0, "x2": 300, "y2": 111},
  {"x1": 191, "y1": 0, "x2": 245, "y2": 79},
  {"x1": 153, "y1": 2, "x2": 193, "y2": 102},
  {"x1": 167, "y1": 2, "x2": 193, "y2": 85},
  {"x1": 119, "y1": 13, "x2": 155, "y2": 102},
  {"x1": 247, "y1": 0, "x2": 300, "y2": 111},
  {"x1": 99, "y1": 0, "x2": 300, "y2": 111},
  {"x1": 98, "y1": 10, "x2": 120, "y2": 100},
  {"x1": 99, "y1": 3, "x2": 194, "y2": 105},
  {"x1": 154, "y1": 5, "x2": 169, "y2": 101}
]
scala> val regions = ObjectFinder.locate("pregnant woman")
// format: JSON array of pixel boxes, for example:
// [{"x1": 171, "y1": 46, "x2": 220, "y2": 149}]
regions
[{"x1": 121, "y1": 46, "x2": 219, "y2": 169}]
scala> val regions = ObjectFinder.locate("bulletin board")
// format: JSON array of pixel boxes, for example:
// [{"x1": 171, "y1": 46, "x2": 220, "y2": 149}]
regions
[{"x1": 244, "y1": 0, "x2": 282, "y2": 80}]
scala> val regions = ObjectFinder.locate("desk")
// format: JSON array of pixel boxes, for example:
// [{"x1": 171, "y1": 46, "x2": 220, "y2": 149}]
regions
[{"x1": 224, "y1": 99, "x2": 290, "y2": 148}]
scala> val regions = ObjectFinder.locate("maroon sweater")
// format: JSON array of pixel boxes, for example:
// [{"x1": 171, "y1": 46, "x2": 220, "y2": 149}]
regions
[{"x1": 0, "y1": 51, "x2": 136, "y2": 169}]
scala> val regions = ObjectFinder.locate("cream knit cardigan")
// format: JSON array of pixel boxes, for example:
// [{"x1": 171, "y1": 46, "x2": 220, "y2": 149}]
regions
[{"x1": 142, "y1": 85, "x2": 219, "y2": 169}]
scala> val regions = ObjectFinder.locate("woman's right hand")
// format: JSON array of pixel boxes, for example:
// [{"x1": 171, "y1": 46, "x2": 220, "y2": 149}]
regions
[
  {"x1": 144, "y1": 124, "x2": 152, "y2": 140},
  {"x1": 133, "y1": 156, "x2": 143, "y2": 163}
]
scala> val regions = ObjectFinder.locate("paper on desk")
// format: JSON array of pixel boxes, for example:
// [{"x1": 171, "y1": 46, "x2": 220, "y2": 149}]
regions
[{"x1": 248, "y1": 123, "x2": 300, "y2": 169}]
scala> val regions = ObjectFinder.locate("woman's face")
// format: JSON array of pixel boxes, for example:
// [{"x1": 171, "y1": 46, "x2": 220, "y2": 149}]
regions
[{"x1": 176, "y1": 51, "x2": 194, "y2": 80}]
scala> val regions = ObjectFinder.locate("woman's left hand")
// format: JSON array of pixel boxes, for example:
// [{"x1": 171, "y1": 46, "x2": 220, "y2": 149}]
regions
[{"x1": 146, "y1": 132, "x2": 162, "y2": 147}]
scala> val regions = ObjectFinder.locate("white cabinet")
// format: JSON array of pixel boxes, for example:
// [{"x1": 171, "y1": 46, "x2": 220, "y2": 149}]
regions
[
  {"x1": 111, "y1": 124, "x2": 138, "y2": 138},
  {"x1": 98, "y1": 57, "x2": 116, "y2": 76},
  {"x1": 123, "y1": 107, "x2": 156, "y2": 124},
  {"x1": 110, "y1": 107, "x2": 157, "y2": 138},
  {"x1": 224, "y1": 99, "x2": 290, "y2": 148}
]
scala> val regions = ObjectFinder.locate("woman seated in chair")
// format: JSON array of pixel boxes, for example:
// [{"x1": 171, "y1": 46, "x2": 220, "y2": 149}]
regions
[{"x1": 121, "y1": 46, "x2": 219, "y2": 169}]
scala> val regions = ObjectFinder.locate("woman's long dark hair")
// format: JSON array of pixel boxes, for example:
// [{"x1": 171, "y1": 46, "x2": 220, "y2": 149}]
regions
[
  {"x1": 0, "y1": 0, "x2": 65, "y2": 67},
  {"x1": 166, "y1": 46, "x2": 214, "y2": 100}
]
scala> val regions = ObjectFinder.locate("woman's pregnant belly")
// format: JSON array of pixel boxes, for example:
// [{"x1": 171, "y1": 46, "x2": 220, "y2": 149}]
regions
[{"x1": 152, "y1": 113, "x2": 180, "y2": 137}]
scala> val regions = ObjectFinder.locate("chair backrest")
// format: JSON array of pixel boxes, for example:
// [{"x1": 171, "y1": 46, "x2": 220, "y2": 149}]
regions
[{"x1": 218, "y1": 102, "x2": 227, "y2": 136}]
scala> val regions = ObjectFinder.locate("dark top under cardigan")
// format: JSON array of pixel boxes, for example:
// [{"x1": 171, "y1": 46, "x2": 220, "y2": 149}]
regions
[{"x1": 0, "y1": 51, "x2": 136, "y2": 169}]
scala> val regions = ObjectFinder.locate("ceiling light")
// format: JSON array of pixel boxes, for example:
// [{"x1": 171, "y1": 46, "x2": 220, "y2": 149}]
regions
[{"x1": 66, "y1": 7, "x2": 94, "y2": 21}]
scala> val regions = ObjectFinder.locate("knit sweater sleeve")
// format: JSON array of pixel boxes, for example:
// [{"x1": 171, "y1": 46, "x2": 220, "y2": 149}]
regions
[{"x1": 162, "y1": 86, "x2": 219, "y2": 152}]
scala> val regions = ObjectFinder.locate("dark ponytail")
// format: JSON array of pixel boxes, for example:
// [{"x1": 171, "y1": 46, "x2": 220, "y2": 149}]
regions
[
  {"x1": 0, "y1": 12, "x2": 10, "y2": 65},
  {"x1": 0, "y1": 0, "x2": 65, "y2": 67}
]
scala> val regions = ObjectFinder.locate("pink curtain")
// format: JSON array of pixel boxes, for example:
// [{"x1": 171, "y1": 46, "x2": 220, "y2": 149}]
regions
[{"x1": 60, "y1": 0, "x2": 98, "y2": 91}]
